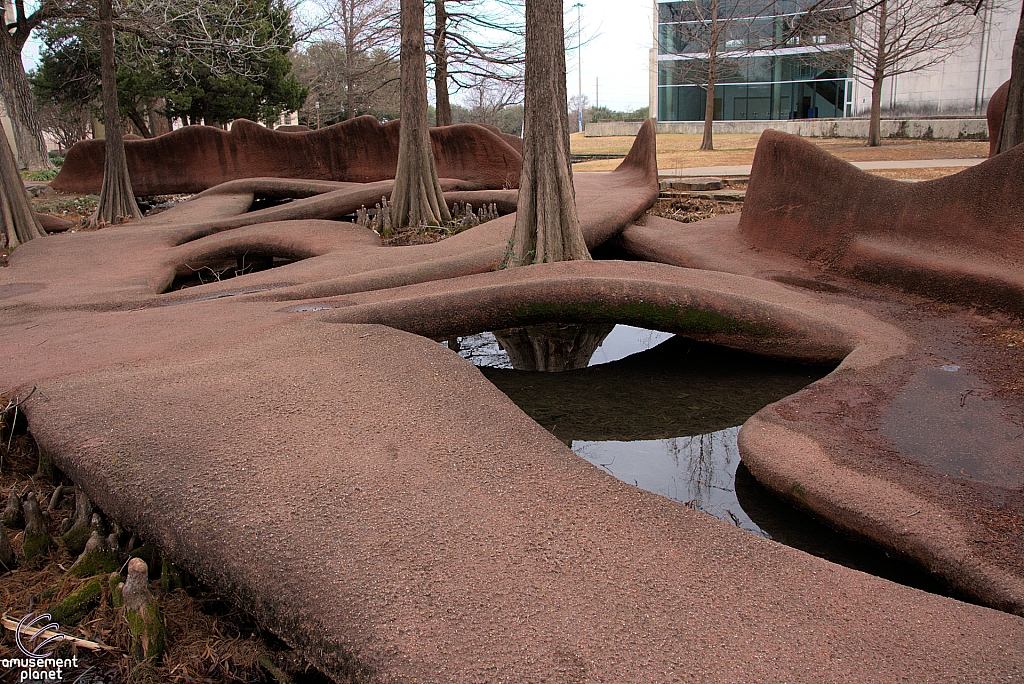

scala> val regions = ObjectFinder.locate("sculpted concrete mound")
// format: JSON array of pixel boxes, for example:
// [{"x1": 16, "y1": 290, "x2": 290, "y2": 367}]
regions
[
  {"x1": 988, "y1": 80, "x2": 1009, "y2": 157},
  {"x1": 738, "y1": 129, "x2": 1024, "y2": 314},
  {"x1": 51, "y1": 116, "x2": 522, "y2": 195},
  {"x1": 3, "y1": 119, "x2": 1023, "y2": 680}
]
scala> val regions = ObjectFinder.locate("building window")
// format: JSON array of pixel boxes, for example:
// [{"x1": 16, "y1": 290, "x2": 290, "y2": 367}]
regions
[{"x1": 655, "y1": 1, "x2": 853, "y2": 121}]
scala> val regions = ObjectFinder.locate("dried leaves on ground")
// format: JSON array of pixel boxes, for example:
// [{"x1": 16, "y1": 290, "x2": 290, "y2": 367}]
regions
[
  {"x1": 0, "y1": 405, "x2": 327, "y2": 684},
  {"x1": 648, "y1": 197, "x2": 743, "y2": 223}
]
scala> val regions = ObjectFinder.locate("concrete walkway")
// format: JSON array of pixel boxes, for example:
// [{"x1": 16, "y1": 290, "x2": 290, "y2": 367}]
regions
[{"x1": 660, "y1": 157, "x2": 984, "y2": 177}]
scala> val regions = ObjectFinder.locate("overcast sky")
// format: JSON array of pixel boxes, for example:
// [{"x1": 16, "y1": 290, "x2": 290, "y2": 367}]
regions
[
  {"x1": 565, "y1": 0, "x2": 654, "y2": 112},
  {"x1": 23, "y1": 0, "x2": 656, "y2": 115},
  {"x1": 565, "y1": 0, "x2": 651, "y2": 111}
]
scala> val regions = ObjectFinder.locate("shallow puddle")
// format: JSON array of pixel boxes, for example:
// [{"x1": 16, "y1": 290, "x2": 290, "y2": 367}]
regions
[{"x1": 445, "y1": 325, "x2": 957, "y2": 597}]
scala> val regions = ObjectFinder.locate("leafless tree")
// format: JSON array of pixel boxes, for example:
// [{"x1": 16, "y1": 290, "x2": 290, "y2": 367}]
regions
[
  {"x1": 458, "y1": 72, "x2": 522, "y2": 127},
  {"x1": 568, "y1": 93, "x2": 590, "y2": 126},
  {"x1": 504, "y1": 0, "x2": 588, "y2": 266},
  {"x1": 658, "y1": 0, "x2": 853, "y2": 151},
  {"x1": 390, "y1": 0, "x2": 451, "y2": 229},
  {"x1": 37, "y1": 102, "x2": 91, "y2": 151},
  {"x1": 298, "y1": 0, "x2": 399, "y2": 122},
  {"x1": 293, "y1": 43, "x2": 400, "y2": 124},
  {"x1": 657, "y1": 0, "x2": 775, "y2": 151},
  {"x1": 846, "y1": 0, "x2": 985, "y2": 146},
  {"x1": 430, "y1": 0, "x2": 524, "y2": 127}
]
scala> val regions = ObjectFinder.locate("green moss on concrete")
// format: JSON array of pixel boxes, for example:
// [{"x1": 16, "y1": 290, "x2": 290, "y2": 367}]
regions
[
  {"x1": 70, "y1": 551, "x2": 119, "y2": 578},
  {"x1": 50, "y1": 577, "x2": 102, "y2": 625},
  {"x1": 507, "y1": 301, "x2": 774, "y2": 338},
  {"x1": 109, "y1": 573, "x2": 124, "y2": 608},
  {"x1": 60, "y1": 526, "x2": 91, "y2": 556},
  {"x1": 23, "y1": 532, "x2": 52, "y2": 560},
  {"x1": 790, "y1": 482, "x2": 807, "y2": 499}
]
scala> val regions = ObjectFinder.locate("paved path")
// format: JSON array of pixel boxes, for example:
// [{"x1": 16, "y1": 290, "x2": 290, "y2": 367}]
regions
[{"x1": 660, "y1": 157, "x2": 984, "y2": 177}]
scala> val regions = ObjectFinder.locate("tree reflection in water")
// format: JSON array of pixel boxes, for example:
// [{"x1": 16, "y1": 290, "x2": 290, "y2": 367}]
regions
[
  {"x1": 493, "y1": 322, "x2": 615, "y2": 371},
  {"x1": 443, "y1": 327, "x2": 961, "y2": 596},
  {"x1": 445, "y1": 326, "x2": 831, "y2": 532}
]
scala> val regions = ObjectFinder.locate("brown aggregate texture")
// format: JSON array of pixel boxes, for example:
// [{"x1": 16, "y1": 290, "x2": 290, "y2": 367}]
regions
[
  {"x1": 738, "y1": 129, "x2": 1024, "y2": 314},
  {"x1": 51, "y1": 116, "x2": 523, "y2": 195},
  {"x1": 988, "y1": 80, "x2": 1010, "y2": 157},
  {"x1": 2, "y1": 119, "x2": 1023, "y2": 681}
]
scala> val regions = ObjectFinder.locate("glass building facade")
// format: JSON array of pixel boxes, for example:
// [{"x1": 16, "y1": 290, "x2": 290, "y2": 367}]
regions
[{"x1": 656, "y1": 1, "x2": 854, "y2": 121}]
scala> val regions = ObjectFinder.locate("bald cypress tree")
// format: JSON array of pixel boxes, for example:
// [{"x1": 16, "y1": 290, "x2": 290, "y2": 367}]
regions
[
  {"x1": 505, "y1": 0, "x2": 589, "y2": 266},
  {"x1": 390, "y1": 0, "x2": 451, "y2": 230},
  {"x1": 88, "y1": 0, "x2": 141, "y2": 228},
  {"x1": 0, "y1": 124, "x2": 45, "y2": 248}
]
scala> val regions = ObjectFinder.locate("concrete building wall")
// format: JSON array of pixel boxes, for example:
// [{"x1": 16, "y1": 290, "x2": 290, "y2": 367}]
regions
[
  {"x1": 848, "y1": 0, "x2": 1020, "y2": 117},
  {"x1": 653, "y1": 0, "x2": 1022, "y2": 122}
]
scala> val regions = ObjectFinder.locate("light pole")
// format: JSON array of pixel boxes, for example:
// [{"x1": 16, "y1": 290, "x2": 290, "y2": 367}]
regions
[
  {"x1": 315, "y1": 101, "x2": 321, "y2": 130},
  {"x1": 573, "y1": 2, "x2": 584, "y2": 134}
]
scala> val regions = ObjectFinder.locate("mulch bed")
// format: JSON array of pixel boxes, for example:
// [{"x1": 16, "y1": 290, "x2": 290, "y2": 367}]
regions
[{"x1": 0, "y1": 405, "x2": 329, "y2": 684}]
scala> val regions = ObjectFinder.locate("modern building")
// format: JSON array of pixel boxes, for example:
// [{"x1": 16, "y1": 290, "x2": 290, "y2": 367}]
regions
[{"x1": 652, "y1": 0, "x2": 1020, "y2": 122}]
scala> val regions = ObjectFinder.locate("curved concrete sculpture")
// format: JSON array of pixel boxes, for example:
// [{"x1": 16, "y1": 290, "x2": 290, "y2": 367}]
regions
[
  {"x1": 2, "y1": 119, "x2": 1023, "y2": 680},
  {"x1": 737, "y1": 129, "x2": 1024, "y2": 314},
  {"x1": 51, "y1": 117, "x2": 522, "y2": 195},
  {"x1": 988, "y1": 80, "x2": 1009, "y2": 157}
]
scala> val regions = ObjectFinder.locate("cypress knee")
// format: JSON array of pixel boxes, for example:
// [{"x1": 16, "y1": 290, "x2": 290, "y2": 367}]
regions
[{"x1": 122, "y1": 557, "x2": 166, "y2": 663}]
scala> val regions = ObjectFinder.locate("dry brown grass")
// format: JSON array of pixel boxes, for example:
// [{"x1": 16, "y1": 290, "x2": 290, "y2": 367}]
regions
[
  {"x1": 571, "y1": 132, "x2": 989, "y2": 172},
  {"x1": 865, "y1": 167, "x2": 974, "y2": 181}
]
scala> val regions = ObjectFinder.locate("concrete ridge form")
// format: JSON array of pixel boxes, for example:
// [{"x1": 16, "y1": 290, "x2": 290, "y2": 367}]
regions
[
  {"x1": 2, "y1": 118, "x2": 1024, "y2": 681},
  {"x1": 52, "y1": 117, "x2": 523, "y2": 195}
]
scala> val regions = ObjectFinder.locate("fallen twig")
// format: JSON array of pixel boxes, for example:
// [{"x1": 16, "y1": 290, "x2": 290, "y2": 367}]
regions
[{"x1": 1, "y1": 612, "x2": 116, "y2": 651}]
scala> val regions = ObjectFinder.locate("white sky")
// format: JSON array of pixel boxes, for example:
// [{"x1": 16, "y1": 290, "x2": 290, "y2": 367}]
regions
[
  {"x1": 565, "y1": 0, "x2": 654, "y2": 112},
  {"x1": 22, "y1": 0, "x2": 655, "y2": 115}
]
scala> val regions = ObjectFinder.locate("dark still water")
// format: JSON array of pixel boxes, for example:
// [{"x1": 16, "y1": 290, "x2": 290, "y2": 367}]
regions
[{"x1": 444, "y1": 324, "x2": 955, "y2": 597}]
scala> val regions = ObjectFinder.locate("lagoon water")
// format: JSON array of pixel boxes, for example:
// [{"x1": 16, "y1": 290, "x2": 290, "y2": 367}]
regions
[{"x1": 444, "y1": 325, "x2": 956, "y2": 597}]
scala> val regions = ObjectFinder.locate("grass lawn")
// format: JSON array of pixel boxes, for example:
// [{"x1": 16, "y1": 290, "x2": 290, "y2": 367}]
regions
[{"x1": 571, "y1": 131, "x2": 990, "y2": 174}]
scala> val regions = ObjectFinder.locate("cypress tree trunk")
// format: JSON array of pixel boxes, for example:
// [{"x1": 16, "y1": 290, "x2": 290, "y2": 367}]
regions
[
  {"x1": 345, "y1": 18, "x2": 356, "y2": 120},
  {"x1": 433, "y1": 0, "x2": 452, "y2": 127},
  {"x1": 505, "y1": 0, "x2": 589, "y2": 266},
  {"x1": 148, "y1": 100, "x2": 171, "y2": 136},
  {"x1": 0, "y1": 34, "x2": 51, "y2": 171},
  {"x1": 997, "y1": 3, "x2": 1024, "y2": 153},
  {"x1": 127, "y1": 109, "x2": 153, "y2": 138},
  {"x1": 867, "y1": 0, "x2": 888, "y2": 147},
  {"x1": 88, "y1": 0, "x2": 142, "y2": 228},
  {"x1": 0, "y1": 122, "x2": 45, "y2": 249},
  {"x1": 391, "y1": 0, "x2": 451, "y2": 230},
  {"x1": 699, "y1": 0, "x2": 718, "y2": 152}
]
